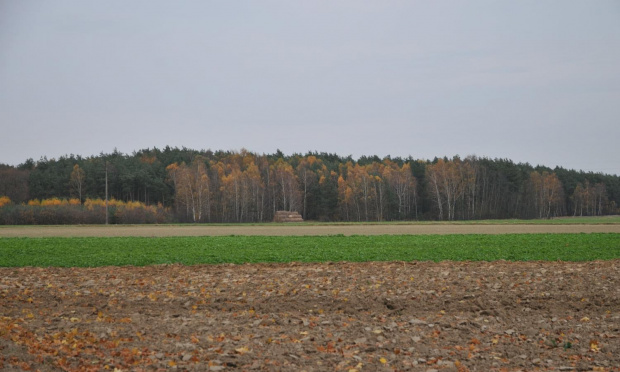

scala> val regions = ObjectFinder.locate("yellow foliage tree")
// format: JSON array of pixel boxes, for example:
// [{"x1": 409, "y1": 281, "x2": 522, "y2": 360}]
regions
[{"x1": 167, "y1": 157, "x2": 211, "y2": 222}]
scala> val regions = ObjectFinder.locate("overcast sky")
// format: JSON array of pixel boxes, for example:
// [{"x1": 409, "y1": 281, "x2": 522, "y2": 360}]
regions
[{"x1": 1, "y1": 1, "x2": 619, "y2": 175}]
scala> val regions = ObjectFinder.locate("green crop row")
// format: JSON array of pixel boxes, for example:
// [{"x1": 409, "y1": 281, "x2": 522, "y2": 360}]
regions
[{"x1": 1, "y1": 234, "x2": 619, "y2": 267}]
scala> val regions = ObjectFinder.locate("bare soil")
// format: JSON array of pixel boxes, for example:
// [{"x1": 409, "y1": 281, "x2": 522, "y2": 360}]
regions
[
  {"x1": 1, "y1": 261, "x2": 619, "y2": 371},
  {"x1": 2, "y1": 224, "x2": 620, "y2": 237}
]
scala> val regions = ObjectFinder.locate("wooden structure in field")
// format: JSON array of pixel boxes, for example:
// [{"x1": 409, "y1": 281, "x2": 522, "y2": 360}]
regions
[{"x1": 273, "y1": 211, "x2": 304, "y2": 223}]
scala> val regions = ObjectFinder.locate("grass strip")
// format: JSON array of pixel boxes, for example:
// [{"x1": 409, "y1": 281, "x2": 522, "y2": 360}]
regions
[{"x1": 1, "y1": 233, "x2": 619, "y2": 267}]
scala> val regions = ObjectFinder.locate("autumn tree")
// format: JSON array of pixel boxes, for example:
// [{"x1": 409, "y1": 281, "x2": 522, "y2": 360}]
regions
[
  {"x1": 337, "y1": 172, "x2": 355, "y2": 221},
  {"x1": 367, "y1": 162, "x2": 386, "y2": 221},
  {"x1": 337, "y1": 162, "x2": 383, "y2": 221},
  {"x1": 592, "y1": 183, "x2": 608, "y2": 215},
  {"x1": 219, "y1": 163, "x2": 245, "y2": 222},
  {"x1": 571, "y1": 181, "x2": 607, "y2": 216},
  {"x1": 70, "y1": 164, "x2": 86, "y2": 203},
  {"x1": 426, "y1": 159, "x2": 457, "y2": 220},
  {"x1": 244, "y1": 158, "x2": 265, "y2": 222},
  {"x1": 272, "y1": 159, "x2": 301, "y2": 213},
  {"x1": 165, "y1": 162, "x2": 181, "y2": 215},
  {"x1": 188, "y1": 157, "x2": 211, "y2": 222},
  {"x1": 166, "y1": 157, "x2": 211, "y2": 222},
  {"x1": 528, "y1": 171, "x2": 564, "y2": 219},
  {"x1": 462, "y1": 156, "x2": 478, "y2": 219},
  {"x1": 383, "y1": 160, "x2": 418, "y2": 219},
  {"x1": 353, "y1": 164, "x2": 374, "y2": 221},
  {"x1": 338, "y1": 163, "x2": 364, "y2": 221}
]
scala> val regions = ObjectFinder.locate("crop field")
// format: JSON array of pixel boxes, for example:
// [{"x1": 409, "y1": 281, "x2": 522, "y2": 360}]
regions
[
  {"x1": 1, "y1": 233, "x2": 619, "y2": 267},
  {"x1": 1, "y1": 222, "x2": 619, "y2": 371}
]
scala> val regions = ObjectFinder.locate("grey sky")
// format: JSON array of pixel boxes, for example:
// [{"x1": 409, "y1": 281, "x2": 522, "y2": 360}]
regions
[{"x1": 1, "y1": 1, "x2": 619, "y2": 175}]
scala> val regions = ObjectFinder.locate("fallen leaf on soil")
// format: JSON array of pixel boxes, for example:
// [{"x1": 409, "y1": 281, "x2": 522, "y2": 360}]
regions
[
  {"x1": 590, "y1": 340, "x2": 600, "y2": 352},
  {"x1": 235, "y1": 346, "x2": 251, "y2": 354}
]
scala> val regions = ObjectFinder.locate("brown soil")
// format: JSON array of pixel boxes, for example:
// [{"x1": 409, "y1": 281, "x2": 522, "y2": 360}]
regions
[
  {"x1": 1, "y1": 261, "x2": 619, "y2": 371},
  {"x1": 2, "y1": 224, "x2": 620, "y2": 237}
]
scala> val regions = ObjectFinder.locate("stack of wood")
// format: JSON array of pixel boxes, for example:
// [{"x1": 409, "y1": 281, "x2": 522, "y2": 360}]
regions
[{"x1": 273, "y1": 211, "x2": 304, "y2": 223}]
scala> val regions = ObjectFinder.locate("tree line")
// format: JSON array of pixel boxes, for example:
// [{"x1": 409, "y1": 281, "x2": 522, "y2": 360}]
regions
[{"x1": 0, "y1": 147, "x2": 618, "y2": 224}]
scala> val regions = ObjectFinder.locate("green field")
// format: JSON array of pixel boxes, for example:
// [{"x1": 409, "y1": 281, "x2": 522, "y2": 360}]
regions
[{"x1": 1, "y1": 233, "x2": 618, "y2": 267}]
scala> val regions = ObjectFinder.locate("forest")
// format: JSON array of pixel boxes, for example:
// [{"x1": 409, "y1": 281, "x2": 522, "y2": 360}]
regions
[{"x1": 0, "y1": 147, "x2": 618, "y2": 224}]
